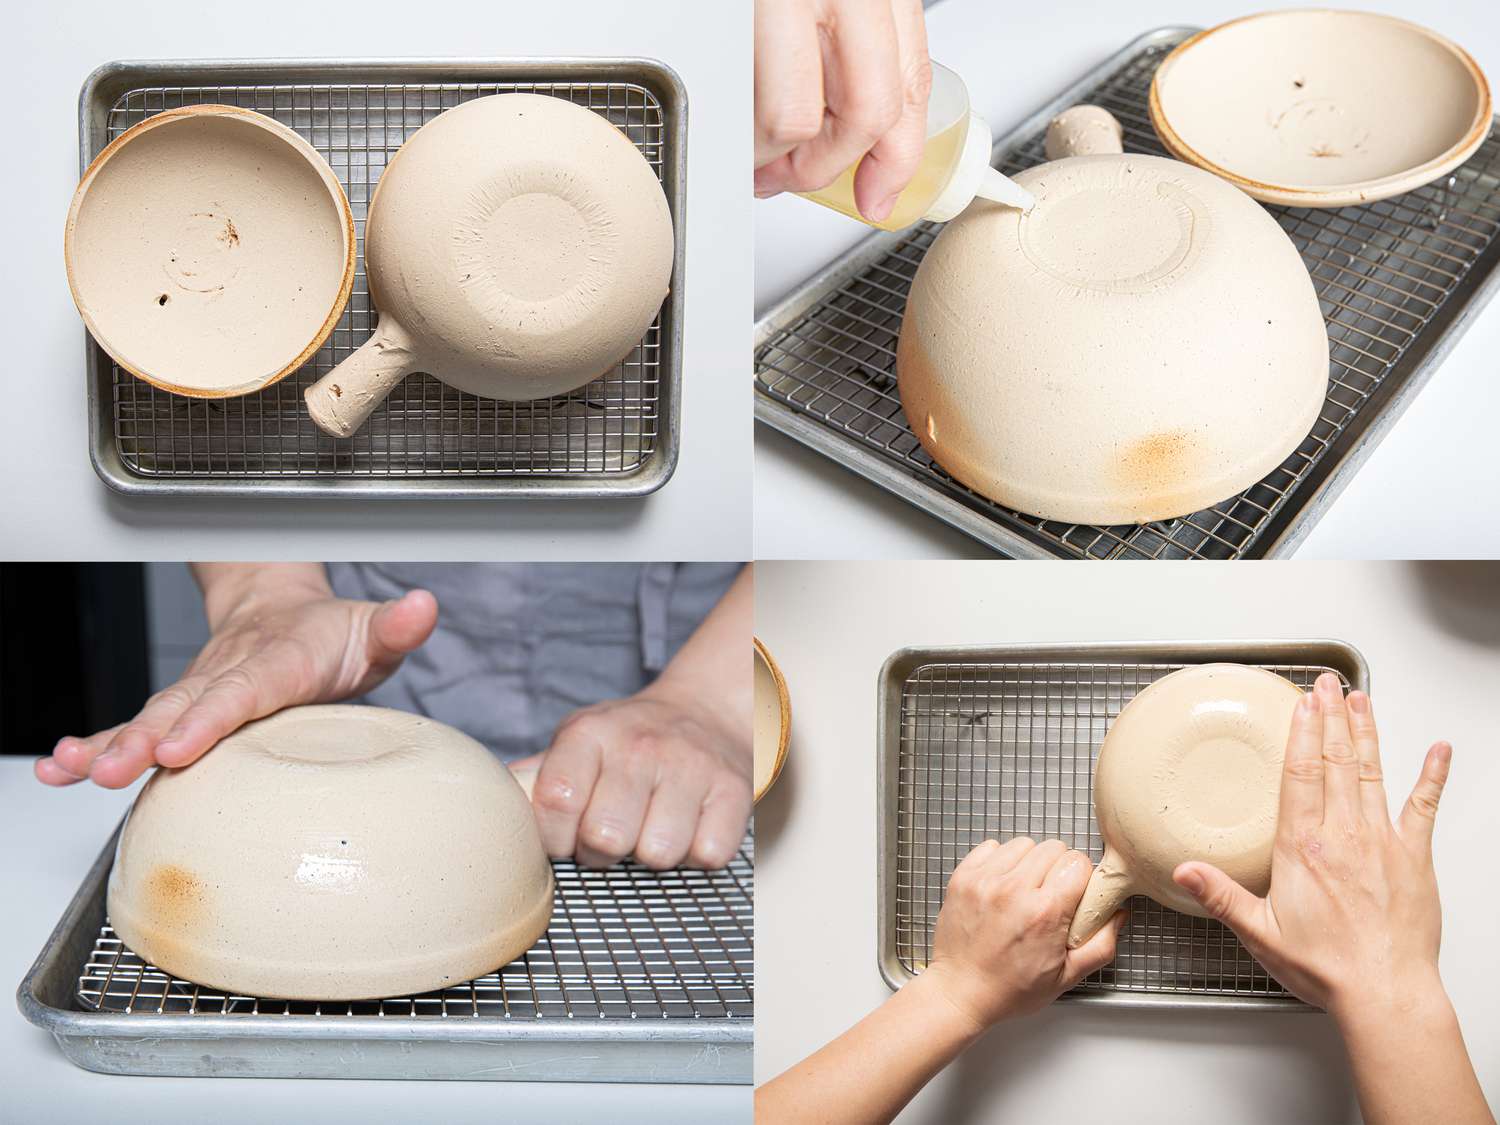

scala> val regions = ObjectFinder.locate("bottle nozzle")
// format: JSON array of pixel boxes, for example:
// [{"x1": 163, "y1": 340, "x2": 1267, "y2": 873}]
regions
[{"x1": 977, "y1": 166, "x2": 1036, "y2": 213}]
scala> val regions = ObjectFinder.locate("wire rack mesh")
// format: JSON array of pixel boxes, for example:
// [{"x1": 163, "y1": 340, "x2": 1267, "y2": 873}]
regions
[
  {"x1": 102, "y1": 79, "x2": 667, "y2": 481},
  {"x1": 755, "y1": 34, "x2": 1500, "y2": 558},
  {"x1": 78, "y1": 839, "x2": 752, "y2": 1020},
  {"x1": 895, "y1": 662, "x2": 1348, "y2": 998}
]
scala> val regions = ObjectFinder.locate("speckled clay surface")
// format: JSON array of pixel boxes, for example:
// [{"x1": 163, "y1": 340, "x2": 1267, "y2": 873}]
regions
[
  {"x1": 1044, "y1": 105, "x2": 1125, "y2": 160},
  {"x1": 1067, "y1": 664, "x2": 1301, "y2": 948},
  {"x1": 106, "y1": 705, "x2": 554, "y2": 1000},
  {"x1": 64, "y1": 105, "x2": 356, "y2": 398},
  {"x1": 305, "y1": 93, "x2": 675, "y2": 438},
  {"x1": 896, "y1": 152, "x2": 1328, "y2": 525},
  {"x1": 1151, "y1": 11, "x2": 1491, "y2": 207}
]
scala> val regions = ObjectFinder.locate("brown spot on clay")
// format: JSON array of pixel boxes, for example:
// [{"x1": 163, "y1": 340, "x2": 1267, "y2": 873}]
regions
[
  {"x1": 225, "y1": 218, "x2": 240, "y2": 247},
  {"x1": 331, "y1": 383, "x2": 342, "y2": 398},
  {"x1": 1309, "y1": 144, "x2": 1340, "y2": 158},
  {"x1": 146, "y1": 863, "x2": 207, "y2": 932},
  {"x1": 1116, "y1": 430, "x2": 1203, "y2": 520}
]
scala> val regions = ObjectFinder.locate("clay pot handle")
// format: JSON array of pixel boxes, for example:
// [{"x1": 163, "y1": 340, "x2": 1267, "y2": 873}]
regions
[
  {"x1": 1066, "y1": 846, "x2": 1135, "y2": 949},
  {"x1": 305, "y1": 320, "x2": 419, "y2": 439}
]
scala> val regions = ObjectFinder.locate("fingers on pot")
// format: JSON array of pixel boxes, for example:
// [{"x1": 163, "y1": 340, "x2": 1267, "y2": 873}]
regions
[
  {"x1": 1344, "y1": 689, "x2": 1391, "y2": 824},
  {"x1": 1279, "y1": 688, "x2": 1325, "y2": 827},
  {"x1": 530, "y1": 735, "x2": 603, "y2": 860},
  {"x1": 1314, "y1": 673, "x2": 1362, "y2": 823}
]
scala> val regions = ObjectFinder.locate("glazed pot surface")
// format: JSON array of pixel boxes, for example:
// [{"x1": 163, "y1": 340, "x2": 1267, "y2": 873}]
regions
[
  {"x1": 65, "y1": 106, "x2": 355, "y2": 398},
  {"x1": 897, "y1": 153, "x2": 1328, "y2": 525},
  {"x1": 1067, "y1": 664, "x2": 1301, "y2": 946},
  {"x1": 1151, "y1": 10, "x2": 1491, "y2": 206},
  {"x1": 304, "y1": 93, "x2": 674, "y2": 437},
  {"x1": 107, "y1": 704, "x2": 554, "y2": 1000}
]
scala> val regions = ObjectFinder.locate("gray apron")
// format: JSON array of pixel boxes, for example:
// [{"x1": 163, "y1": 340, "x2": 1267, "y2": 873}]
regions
[{"x1": 326, "y1": 563, "x2": 740, "y2": 761}]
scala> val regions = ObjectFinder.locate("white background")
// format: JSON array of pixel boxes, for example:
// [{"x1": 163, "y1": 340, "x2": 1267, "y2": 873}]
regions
[
  {"x1": 0, "y1": 762, "x2": 750, "y2": 1122},
  {"x1": 754, "y1": 560, "x2": 1500, "y2": 1124},
  {"x1": 4, "y1": 0, "x2": 751, "y2": 561},
  {"x1": 754, "y1": 0, "x2": 1500, "y2": 560}
]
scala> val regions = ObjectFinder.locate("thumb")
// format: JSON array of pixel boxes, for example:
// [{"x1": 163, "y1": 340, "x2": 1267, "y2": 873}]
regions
[
  {"x1": 1173, "y1": 862, "x2": 1266, "y2": 940},
  {"x1": 367, "y1": 589, "x2": 438, "y2": 661},
  {"x1": 1062, "y1": 909, "x2": 1124, "y2": 986}
]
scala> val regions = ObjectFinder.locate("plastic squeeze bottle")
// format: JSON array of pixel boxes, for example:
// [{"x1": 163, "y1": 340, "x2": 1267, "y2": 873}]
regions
[{"x1": 799, "y1": 61, "x2": 1034, "y2": 230}]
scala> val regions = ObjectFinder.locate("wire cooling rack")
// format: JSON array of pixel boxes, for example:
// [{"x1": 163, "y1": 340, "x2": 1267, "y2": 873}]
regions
[
  {"x1": 755, "y1": 29, "x2": 1500, "y2": 558},
  {"x1": 86, "y1": 63, "x2": 681, "y2": 495},
  {"x1": 79, "y1": 840, "x2": 753, "y2": 1020},
  {"x1": 893, "y1": 661, "x2": 1348, "y2": 1001}
]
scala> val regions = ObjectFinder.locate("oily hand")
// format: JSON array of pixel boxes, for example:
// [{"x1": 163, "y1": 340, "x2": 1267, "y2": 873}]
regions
[
  {"x1": 516, "y1": 686, "x2": 752, "y2": 871},
  {"x1": 923, "y1": 837, "x2": 1123, "y2": 1032},
  {"x1": 1173, "y1": 673, "x2": 1450, "y2": 1017},
  {"x1": 754, "y1": 0, "x2": 931, "y2": 221},
  {"x1": 36, "y1": 588, "x2": 437, "y2": 790}
]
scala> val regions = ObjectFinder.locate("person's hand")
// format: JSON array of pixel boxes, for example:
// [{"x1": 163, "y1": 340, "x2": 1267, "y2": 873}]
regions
[
  {"x1": 514, "y1": 681, "x2": 752, "y2": 871},
  {"x1": 1171, "y1": 673, "x2": 1449, "y2": 1018},
  {"x1": 754, "y1": 0, "x2": 932, "y2": 223},
  {"x1": 919, "y1": 837, "x2": 1123, "y2": 1033},
  {"x1": 36, "y1": 566, "x2": 437, "y2": 789}
]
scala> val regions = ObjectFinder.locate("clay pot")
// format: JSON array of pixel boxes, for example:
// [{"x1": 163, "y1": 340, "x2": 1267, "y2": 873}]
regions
[
  {"x1": 896, "y1": 152, "x2": 1328, "y2": 525},
  {"x1": 304, "y1": 93, "x2": 675, "y2": 438},
  {"x1": 107, "y1": 705, "x2": 554, "y2": 1000},
  {"x1": 1151, "y1": 11, "x2": 1491, "y2": 207},
  {"x1": 753, "y1": 638, "x2": 791, "y2": 802},
  {"x1": 64, "y1": 105, "x2": 356, "y2": 398},
  {"x1": 1067, "y1": 665, "x2": 1302, "y2": 948}
]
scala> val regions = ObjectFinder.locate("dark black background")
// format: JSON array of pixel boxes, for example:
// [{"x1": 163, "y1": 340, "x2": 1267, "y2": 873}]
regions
[{"x1": 0, "y1": 563, "x2": 149, "y2": 756}]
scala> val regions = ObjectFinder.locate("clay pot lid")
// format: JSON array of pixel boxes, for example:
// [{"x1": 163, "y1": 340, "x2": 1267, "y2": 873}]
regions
[
  {"x1": 1067, "y1": 664, "x2": 1301, "y2": 946},
  {"x1": 753, "y1": 638, "x2": 791, "y2": 802},
  {"x1": 106, "y1": 705, "x2": 554, "y2": 1000},
  {"x1": 896, "y1": 153, "x2": 1329, "y2": 525},
  {"x1": 1150, "y1": 11, "x2": 1491, "y2": 207},
  {"x1": 64, "y1": 105, "x2": 356, "y2": 398}
]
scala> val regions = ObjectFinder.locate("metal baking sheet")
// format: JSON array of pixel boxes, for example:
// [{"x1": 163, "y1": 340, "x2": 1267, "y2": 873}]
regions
[
  {"x1": 755, "y1": 26, "x2": 1500, "y2": 557},
  {"x1": 876, "y1": 640, "x2": 1368, "y2": 1009},
  {"x1": 18, "y1": 823, "x2": 752, "y2": 1082},
  {"x1": 80, "y1": 58, "x2": 686, "y2": 499}
]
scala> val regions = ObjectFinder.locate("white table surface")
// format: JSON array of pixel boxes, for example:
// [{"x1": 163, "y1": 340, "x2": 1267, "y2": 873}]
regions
[
  {"x1": 5, "y1": 0, "x2": 751, "y2": 562},
  {"x1": 754, "y1": 0, "x2": 1500, "y2": 560},
  {"x1": 0, "y1": 761, "x2": 750, "y2": 1122},
  {"x1": 753, "y1": 560, "x2": 1500, "y2": 1124}
]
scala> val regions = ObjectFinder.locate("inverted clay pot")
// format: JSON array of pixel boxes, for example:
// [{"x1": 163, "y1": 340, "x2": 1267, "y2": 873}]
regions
[
  {"x1": 107, "y1": 705, "x2": 554, "y2": 1000},
  {"x1": 64, "y1": 105, "x2": 356, "y2": 398},
  {"x1": 896, "y1": 152, "x2": 1328, "y2": 525},
  {"x1": 304, "y1": 93, "x2": 675, "y2": 438},
  {"x1": 1067, "y1": 664, "x2": 1302, "y2": 948},
  {"x1": 1150, "y1": 10, "x2": 1491, "y2": 208}
]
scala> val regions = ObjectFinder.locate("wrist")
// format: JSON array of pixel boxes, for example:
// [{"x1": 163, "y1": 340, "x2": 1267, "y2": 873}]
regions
[
  {"x1": 1330, "y1": 967, "x2": 1452, "y2": 1038},
  {"x1": 197, "y1": 563, "x2": 331, "y2": 632},
  {"x1": 643, "y1": 669, "x2": 751, "y2": 759},
  {"x1": 909, "y1": 964, "x2": 990, "y2": 1044}
]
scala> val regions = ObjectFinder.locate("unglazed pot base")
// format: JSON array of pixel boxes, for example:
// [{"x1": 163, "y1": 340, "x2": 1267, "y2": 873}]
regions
[
  {"x1": 1067, "y1": 664, "x2": 1302, "y2": 948},
  {"x1": 1151, "y1": 11, "x2": 1491, "y2": 207},
  {"x1": 65, "y1": 106, "x2": 355, "y2": 398},
  {"x1": 753, "y1": 638, "x2": 791, "y2": 802},
  {"x1": 897, "y1": 153, "x2": 1328, "y2": 525},
  {"x1": 107, "y1": 705, "x2": 554, "y2": 1000},
  {"x1": 305, "y1": 93, "x2": 675, "y2": 438}
]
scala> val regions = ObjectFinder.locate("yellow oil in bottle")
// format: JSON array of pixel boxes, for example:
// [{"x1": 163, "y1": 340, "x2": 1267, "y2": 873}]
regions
[{"x1": 799, "y1": 114, "x2": 969, "y2": 231}]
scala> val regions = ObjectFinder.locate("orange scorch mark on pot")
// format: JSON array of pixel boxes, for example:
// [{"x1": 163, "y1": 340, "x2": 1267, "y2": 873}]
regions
[
  {"x1": 1117, "y1": 430, "x2": 1203, "y2": 519},
  {"x1": 147, "y1": 863, "x2": 207, "y2": 930}
]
